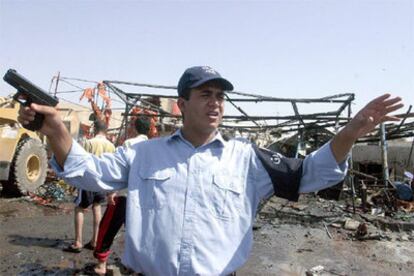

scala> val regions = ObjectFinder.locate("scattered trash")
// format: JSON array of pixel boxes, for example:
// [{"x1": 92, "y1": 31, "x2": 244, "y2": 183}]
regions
[
  {"x1": 292, "y1": 203, "x2": 308, "y2": 211},
  {"x1": 323, "y1": 222, "x2": 333, "y2": 239},
  {"x1": 397, "y1": 234, "x2": 410, "y2": 241},
  {"x1": 355, "y1": 223, "x2": 368, "y2": 238},
  {"x1": 306, "y1": 265, "x2": 324, "y2": 276},
  {"x1": 344, "y1": 218, "x2": 360, "y2": 230},
  {"x1": 330, "y1": 223, "x2": 342, "y2": 228},
  {"x1": 33, "y1": 181, "x2": 67, "y2": 202},
  {"x1": 371, "y1": 207, "x2": 385, "y2": 216},
  {"x1": 355, "y1": 233, "x2": 383, "y2": 241},
  {"x1": 395, "y1": 199, "x2": 414, "y2": 213},
  {"x1": 393, "y1": 212, "x2": 414, "y2": 221},
  {"x1": 297, "y1": 248, "x2": 313, "y2": 253}
]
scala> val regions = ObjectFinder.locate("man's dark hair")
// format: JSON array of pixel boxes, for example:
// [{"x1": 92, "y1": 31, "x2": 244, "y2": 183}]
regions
[
  {"x1": 180, "y1": 89, "x2": 191, "y2": 100},
  {"x1": 94, "y1": 119, "x2": 107, "y2": 134},
  {"x1": 135, "y1": 116, "x2": 151, "y2": 135}
]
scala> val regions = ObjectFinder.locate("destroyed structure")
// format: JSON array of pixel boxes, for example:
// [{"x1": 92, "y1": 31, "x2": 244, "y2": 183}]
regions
[
  {"x1": 2, "y1": 74, "x2": 414, "y2": 219},
  {"x1": 2, "y1": 75, "x2": 414, "y2": 275}
]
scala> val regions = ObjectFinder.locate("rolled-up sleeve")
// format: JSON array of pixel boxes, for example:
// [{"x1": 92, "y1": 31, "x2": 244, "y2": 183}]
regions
[
  {"x1": 50, "y1": 140, "x2": 129, "y2": 192},
  {"x1": 299, "y1": 141, "x2": 348, "y2": 193}
]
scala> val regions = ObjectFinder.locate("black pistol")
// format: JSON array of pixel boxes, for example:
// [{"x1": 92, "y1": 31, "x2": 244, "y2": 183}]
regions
[{"x1": 3, "y1": 69, "x2": 59, "y2": 131}]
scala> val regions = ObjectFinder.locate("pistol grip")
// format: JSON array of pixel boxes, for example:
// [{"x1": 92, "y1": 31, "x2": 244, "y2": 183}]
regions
[
  {"x1": 14, "y1": 93, "x2": 45, "y2": 131},
  {"x1": 25, "y1": 113, "x2": 45, "y2": 131}
]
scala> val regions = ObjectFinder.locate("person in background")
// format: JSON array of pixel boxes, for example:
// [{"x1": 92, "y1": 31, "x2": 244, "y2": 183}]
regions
[
  {"x1": 64, "y1": 119, "x2": 115, "y2": 253},
  {"x1": 20, "y1": 66, "x2": 403, "y2": 274},
  {"x1": 123, "y1": 115, "x2": 151, "y2": 148},
  {"x1": 92, "y1": 116, "x2": 151, "y2": 275}
]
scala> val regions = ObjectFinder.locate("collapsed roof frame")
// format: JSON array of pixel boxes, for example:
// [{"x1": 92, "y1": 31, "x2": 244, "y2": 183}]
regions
[
  {"x1": 56, "y1": 75, "x2": 414, "y2": 144},
  {"x1": 103, "y1": 79, "x2": 357, "y2": 141}
]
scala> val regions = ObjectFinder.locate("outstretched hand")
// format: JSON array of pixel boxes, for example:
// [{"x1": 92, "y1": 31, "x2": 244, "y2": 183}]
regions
[
  {"x1": 330, "y1": 93, "x2": 403, "y2": 163},
  {"x1": 346, "y1": 93, "x2": 403, "y2": 140}
]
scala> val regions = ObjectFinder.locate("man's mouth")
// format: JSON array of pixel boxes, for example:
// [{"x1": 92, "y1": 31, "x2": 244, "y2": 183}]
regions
[{"x1": 207, "y1": 111, "x2": 219, "y2": 118}]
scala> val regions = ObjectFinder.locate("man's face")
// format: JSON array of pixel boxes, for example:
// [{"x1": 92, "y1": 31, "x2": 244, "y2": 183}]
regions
[{"x1": 178, "y1": 82, "x2": 225, "y2": 135}]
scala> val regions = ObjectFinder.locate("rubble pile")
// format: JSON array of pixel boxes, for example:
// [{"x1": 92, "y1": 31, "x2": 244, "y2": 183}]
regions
[{"x1": 257, "y1": 189, "x2": 414, "y2": 244}]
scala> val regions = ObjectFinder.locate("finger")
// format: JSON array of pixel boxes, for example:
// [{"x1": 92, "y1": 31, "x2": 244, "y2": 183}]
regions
[
  {"x1": 17, "y1": 116, "x2": 27, "y2": 125},
  {"x1": 369, "y1": 96, "x2": 402, "y2": 114},
  {"x1": 363, "y1": 94, "x2": 391, "y2": 110},
  {"x1": 18, "y1": 106, "x2": 36, "y2": 120},
  {"x1": 370, "y1": 93, "x2": 391, "y2": 104},
  {"x1": 19, "y1": 110, "x2": 36, "y2": 120},
  {"x1": 18, "y1": 106, "x2": 36, "y2": 117},
  {"x1": 383, "y1": 96, "x2": 402, "y2": 107},
  {"x1": 385, "y1": 103, "x2": 404, "y2": 114},
  {"x1": 30, "y1": 103, "x2": 57, "y2": 115},
  {"x1": 380, "y1": 116, "x2": 401, "y2": 123},
  {"x1": 17, "y1": 114, "x2": 35, "y2": 125},
  {"x1": 18, "y1": 111, "x2": 35, "y2": 120}
]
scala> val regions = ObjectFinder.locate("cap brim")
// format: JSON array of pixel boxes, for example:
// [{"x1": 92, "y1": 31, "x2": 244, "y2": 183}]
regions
[{"x1": 189, "y1": 76, "x2": 234, "y2": 91}]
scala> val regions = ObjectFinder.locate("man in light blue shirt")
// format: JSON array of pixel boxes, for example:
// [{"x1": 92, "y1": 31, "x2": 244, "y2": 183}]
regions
[{"x1": 18, "y1": 66, "x2": 403, "y2": 275}]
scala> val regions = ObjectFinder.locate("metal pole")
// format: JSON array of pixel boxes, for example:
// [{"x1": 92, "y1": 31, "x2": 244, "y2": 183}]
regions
[
  {"x1": 380, "y1": 123, "x2": 389, "y2": 188},
  {"x1": 406, "y1": 137, "x2": 414, "y2": 169},
  {"x1": 124, "y1": 95, "x2": 130, "y2": 142},
  {"x1": 54, "y1": 72, "x2": 60, "y2": 97},
  {"x1": 295, "y1": 130, "x2": 303, "y2": 158},
  {"x1": 347, "y1": 103, "x2": 356, "y2": 213}
]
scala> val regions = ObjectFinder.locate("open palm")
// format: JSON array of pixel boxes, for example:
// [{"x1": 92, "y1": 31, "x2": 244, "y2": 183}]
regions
[{"x1": 349, "y1": 94, "x2": 403, "y2": 139}]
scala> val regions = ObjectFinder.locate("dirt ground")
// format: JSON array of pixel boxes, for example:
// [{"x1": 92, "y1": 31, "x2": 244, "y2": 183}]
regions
[{"x1": 1, "y1": 193, "x2": 414, "y2": 276}]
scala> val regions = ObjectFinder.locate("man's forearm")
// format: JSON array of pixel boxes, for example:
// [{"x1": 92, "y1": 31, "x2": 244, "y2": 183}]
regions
[
  {"x1": 330, "y1": 126, "x2": 358, "y2": 163},
  {"x1": 47, "y1": 122, "x2": 73, "y2": 168}
]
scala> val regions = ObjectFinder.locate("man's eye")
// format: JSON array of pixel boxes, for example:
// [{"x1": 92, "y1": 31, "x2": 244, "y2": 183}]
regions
[{"x1": 216, "y1": 94, "x2": 225, "y2": 101}]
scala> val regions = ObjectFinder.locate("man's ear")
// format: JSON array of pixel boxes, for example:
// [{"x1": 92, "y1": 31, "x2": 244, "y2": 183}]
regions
[{"x1": 177, "y1": 97, "x2": 186, "y2": 114}]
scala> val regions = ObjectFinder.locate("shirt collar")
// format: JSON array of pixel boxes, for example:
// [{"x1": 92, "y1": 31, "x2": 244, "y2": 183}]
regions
[
  {"x1": 137, "y1": 134, "x2": 148, "y2": 140},
  {"x1": 94, "y1": 134, "x2": 107, "y2": 139},
  {"x1": 168, "y1": 129, "x2": 226, "y2": 147}
]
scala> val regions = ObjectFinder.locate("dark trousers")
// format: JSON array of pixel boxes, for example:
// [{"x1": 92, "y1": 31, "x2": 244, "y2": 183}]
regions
[{"x1": 94, "y1": 195, "x2": 126, "y2": 262}]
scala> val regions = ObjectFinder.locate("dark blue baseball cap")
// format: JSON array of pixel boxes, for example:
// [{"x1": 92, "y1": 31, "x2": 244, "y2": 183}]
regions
[{"x1": 177, "y1": 66, "x2": 234, "y2": 98}]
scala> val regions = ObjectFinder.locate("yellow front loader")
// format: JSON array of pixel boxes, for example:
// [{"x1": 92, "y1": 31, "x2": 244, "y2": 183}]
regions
[{"x1": 0, "y1": 97, "x2": 48, "y2": 195}]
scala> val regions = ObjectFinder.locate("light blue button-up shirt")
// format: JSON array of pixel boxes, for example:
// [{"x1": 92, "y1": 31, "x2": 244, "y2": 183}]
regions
[{"x1": 51, "y1": 130, "x2": 347, "y2": 275}]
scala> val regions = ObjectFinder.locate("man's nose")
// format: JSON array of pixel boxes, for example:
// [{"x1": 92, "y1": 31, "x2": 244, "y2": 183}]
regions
[{"x1": 208, "y1": 97, "x2": 221, "y2": 106}]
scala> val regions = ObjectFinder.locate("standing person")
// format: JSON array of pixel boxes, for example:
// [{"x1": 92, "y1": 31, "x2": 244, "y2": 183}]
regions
[
  {"x1": 123, "y1": 115, "x2": 151, "y2": 147},
  {"x1": 19, "y1": 66, "x2": 403, "y2": 275},
  {"x1": 92, "y1": 116, "x2": 151, "y2": 275},
  {"x1": 64, "y1": 119, "x2": 115, "y2": 253}
]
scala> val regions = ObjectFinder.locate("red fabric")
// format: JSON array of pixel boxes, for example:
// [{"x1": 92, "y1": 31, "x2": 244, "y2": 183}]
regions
[
  {"x1": 171, "y1": 101, "x2": 181, "y2": 115},
  {"x1": 94, "y1": 249, "x2": 111, "y2": 262},
  {"x1": 80, "y1": 88, "x2": 95, "y2": 102},
  {"x1": 94, "y1": 202, "x2": 116, "y2": 262}
]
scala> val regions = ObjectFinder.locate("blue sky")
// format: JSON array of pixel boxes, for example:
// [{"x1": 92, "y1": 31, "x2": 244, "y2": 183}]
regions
[{"x1": 0, "y1": 0, "x2": 413, "y2": 117}]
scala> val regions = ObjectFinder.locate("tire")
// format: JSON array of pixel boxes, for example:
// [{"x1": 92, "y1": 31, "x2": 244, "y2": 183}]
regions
[{"x1": 7, "y1": 137, "x2": 48, "y2": 195}]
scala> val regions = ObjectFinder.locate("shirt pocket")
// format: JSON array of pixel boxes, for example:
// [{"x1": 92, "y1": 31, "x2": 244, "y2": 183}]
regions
[
  {"x1": 205, "y1": 170, "x2": 244, "y2": 220},
  {"x1": 134, "y1": 167, "x2": 173, "y2": 210}
]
